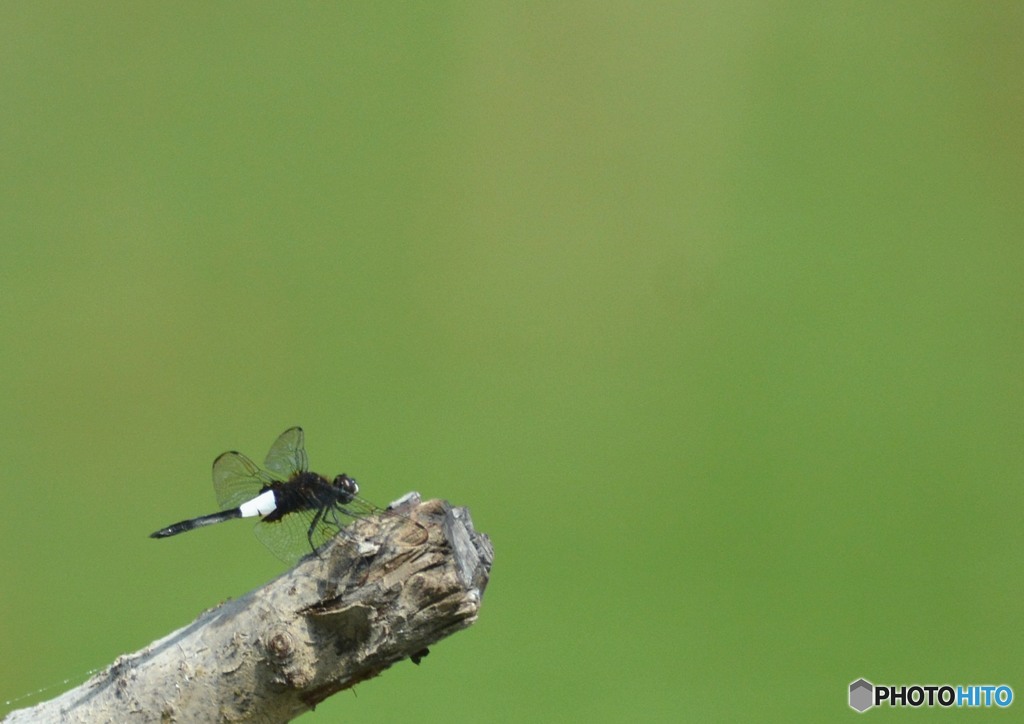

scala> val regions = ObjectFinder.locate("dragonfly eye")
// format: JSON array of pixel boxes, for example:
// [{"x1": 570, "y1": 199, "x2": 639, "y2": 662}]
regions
[{"x1": 335, "y1": 474, "x2": 358, "y2": 495}]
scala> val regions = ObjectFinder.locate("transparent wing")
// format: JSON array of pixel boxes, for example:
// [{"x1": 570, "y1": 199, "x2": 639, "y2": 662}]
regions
[
  {"x1": 254, "y1": 509, "x2": 337, "y2": 565},
  {"x1": 264, "y1": 427, "x2": 308, "y2": 480},
  {"x1": 343, "y1": 494, "x2": 380, "y2": 519},
  {"x1": 254, "y1": 496, "x2": 379, "y2": 564},
  {"x1": 212, "y1": 451, "x2": 274, "y2": 510}
]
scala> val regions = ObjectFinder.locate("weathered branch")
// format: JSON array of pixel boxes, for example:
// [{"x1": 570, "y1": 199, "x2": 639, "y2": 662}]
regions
[{"x1": 4, "y1": 495, "x2": 492, "y2": 723}]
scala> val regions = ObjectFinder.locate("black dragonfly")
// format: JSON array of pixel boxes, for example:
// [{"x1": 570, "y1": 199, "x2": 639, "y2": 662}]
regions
[{"x1": 150, "y1": 427, "x2": 376, "y2": 563}]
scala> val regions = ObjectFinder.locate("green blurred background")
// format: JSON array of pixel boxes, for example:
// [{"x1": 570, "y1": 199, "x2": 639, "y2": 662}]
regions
[{"x1": 2, "y1": 3, "x2": 1022, "y2": 721}]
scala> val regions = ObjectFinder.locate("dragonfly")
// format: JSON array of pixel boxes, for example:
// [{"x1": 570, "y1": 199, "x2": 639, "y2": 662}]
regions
[{"x1": 150, "y1": 427, "x2": 377, "y2": 563}]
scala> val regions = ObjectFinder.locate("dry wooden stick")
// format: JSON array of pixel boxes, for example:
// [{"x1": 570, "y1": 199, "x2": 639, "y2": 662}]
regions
[{"x1": 4, "y1": 495, "x2": 492, "y2": 723}]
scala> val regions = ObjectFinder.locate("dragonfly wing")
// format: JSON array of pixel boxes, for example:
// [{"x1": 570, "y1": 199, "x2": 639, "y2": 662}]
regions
[
  {"x1": 339, "y1": 495, "x2": 379, "y2": 519},
  {"x1": 264, "y1": 427, "x2": 308, "y2": 480},
  {"x1": 254, "y1": 509, "x2": 336, "y2": 564},
  {"x1": 212, "y1": 450, "x2": 275, "y2": 510},
  {"x1": 253, "y1": 494, "x2": 375, "y2": 564}
]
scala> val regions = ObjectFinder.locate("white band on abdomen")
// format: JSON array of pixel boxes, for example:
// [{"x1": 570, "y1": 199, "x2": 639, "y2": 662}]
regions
[{"x1": 239, "y1": 490, "x2": 277, "y2": 518}]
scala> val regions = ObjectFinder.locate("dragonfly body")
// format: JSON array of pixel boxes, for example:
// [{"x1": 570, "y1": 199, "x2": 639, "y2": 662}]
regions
[{"x1": 150, "y1": 428, "x2": 371, "y2": 562}]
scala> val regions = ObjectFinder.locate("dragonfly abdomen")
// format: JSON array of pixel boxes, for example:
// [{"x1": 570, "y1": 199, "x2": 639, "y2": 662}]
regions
[{"x1": 150, "y1": 508, "x2": 243, "y2": 538}]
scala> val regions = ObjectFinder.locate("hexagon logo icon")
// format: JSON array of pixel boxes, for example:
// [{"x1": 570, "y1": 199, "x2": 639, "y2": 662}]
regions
[{"x1": 849, "y1": 679, "x2": 874, "y2": 712}]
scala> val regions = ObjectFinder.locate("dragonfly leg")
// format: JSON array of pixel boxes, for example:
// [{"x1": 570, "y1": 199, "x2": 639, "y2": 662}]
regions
[
  {"x1": 325, "y1": 504, "x2": 342, "y2": 529},
  {"x1": 307, "y1": 507, "x2": 325, "y2": 556}
]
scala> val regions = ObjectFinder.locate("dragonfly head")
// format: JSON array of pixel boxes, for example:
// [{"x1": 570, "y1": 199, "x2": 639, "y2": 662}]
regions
[{"x1": 333, "y1": 474, "x2": 359, "y2": 500}]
